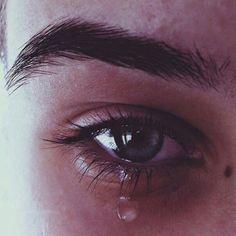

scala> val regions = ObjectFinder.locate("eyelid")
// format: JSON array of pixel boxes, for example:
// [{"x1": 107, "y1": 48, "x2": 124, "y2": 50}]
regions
[{"x1": 68, "y1": 104, "x2": 207, "y2": 145}]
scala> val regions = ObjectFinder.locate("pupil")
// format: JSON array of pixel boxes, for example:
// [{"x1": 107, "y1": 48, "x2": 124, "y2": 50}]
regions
[{"x1": 113, "y1": 125, "x2": 163, "y2": 162}]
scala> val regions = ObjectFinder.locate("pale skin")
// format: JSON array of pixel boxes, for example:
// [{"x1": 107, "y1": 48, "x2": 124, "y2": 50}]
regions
[{"x1": 1, "y1": 0, "x2": 236, "y2": 235}]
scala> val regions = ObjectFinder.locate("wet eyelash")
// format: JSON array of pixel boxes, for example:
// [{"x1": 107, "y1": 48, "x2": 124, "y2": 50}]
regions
[
  {"x1": 77, "y1": 155, "x2": 151, "y2": 194},
  {"x1": 45, "y1": 110, "x2": 204, "y2": 195},
  {"x1": 69, "y1": 145, "x2": 161, "y2": 195}
]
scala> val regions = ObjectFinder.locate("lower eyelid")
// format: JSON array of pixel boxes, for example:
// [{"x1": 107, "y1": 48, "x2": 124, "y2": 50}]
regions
[{"x1": 70, "y1": 141, "x2": 205, "y2": 197}]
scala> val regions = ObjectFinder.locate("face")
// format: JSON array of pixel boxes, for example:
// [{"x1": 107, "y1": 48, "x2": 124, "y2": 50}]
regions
[{"x1": 1, "y1": 0, "x2": 236, "y2": 235}]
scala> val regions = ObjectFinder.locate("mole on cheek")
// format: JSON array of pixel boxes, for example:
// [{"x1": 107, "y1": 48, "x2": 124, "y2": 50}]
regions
[{"x1": 224, "y1": 165, "x2": 233, "y2": 178}]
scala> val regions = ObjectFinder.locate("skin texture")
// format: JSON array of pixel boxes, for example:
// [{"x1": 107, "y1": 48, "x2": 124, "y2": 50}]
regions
[{"x1": 1, "y1": 0, "x2": 236, "y2": 235}]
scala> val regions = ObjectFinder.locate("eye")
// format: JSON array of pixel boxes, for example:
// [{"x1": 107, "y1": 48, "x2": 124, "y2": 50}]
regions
[
  {"x1": 94, "y1": 120, "x2": 202, "y2": 165},
  {"x1": 45, "y1": 105, "x2": 206, "y2": 197},
  {"x1": 95, "y1": 124, "x2": 165, "y2": 163}
]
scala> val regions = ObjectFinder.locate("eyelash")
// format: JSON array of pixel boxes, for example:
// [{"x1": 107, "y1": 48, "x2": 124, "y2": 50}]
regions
[{"x1": 45, "y1": 105, "x2": 205, "y2": 196}]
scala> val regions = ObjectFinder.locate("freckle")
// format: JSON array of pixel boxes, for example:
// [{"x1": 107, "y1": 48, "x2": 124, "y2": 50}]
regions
[{"x1": 224, "y1": 166, "x2": 233, "y2": 178}]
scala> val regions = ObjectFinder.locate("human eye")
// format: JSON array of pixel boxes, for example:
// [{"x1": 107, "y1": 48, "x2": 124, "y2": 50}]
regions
[{"x1": 45, "y1": 104, "x2": 208, "y2": 222}]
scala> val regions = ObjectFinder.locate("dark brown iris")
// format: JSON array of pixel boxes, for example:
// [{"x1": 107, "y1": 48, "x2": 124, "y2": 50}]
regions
[{"x1": 112, "y1": 124, "x2": 164, "y2": 162}]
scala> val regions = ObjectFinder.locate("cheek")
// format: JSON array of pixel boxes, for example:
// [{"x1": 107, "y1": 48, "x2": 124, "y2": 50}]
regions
[
  {"x1": 2, "y1": 118, "x2": 40, "y2": 234},
  {"x1": 30, "y1": 145, "x2": 133, "y2": 235}
]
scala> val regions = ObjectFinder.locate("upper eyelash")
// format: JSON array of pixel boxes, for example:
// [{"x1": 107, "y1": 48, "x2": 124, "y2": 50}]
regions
[{"x1": 50, "y1": 115, "x2": 195, "y2": 150}]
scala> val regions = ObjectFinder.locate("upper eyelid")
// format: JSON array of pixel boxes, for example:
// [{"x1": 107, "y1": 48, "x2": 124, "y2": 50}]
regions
[
  {"x1": 50, "y1": 104, "x2": 207, "y2": 148},
  {"x1": 71, "y1": 105, "x2": 205, "y2": 136}
]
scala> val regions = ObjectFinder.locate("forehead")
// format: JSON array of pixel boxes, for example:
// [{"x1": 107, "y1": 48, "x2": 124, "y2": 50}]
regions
[{"x1": 6, "y1": 0, "x2": 236, "y2": 67}]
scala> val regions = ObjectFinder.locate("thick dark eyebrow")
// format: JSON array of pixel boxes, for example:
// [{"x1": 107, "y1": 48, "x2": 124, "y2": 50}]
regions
[{"x1": 5, "y1": 18, "x2": 230, "y2": 92}]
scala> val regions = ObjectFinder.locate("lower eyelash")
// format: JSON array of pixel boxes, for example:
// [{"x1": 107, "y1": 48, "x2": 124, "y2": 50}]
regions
[
  {"x1": 81, "y1": 162, "x2": 148, "y2": 196},
  {"x1": 68, "y1": 141, "x2": 204, "y2": 197},
  {"x1": 68, "y1": 142, "x2": 149, "y2": 195}
]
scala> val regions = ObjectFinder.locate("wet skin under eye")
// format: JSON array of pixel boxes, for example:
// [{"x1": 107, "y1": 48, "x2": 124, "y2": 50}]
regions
[{"x1": 45, "y1": 104, "x2": 208, "y2": 199}]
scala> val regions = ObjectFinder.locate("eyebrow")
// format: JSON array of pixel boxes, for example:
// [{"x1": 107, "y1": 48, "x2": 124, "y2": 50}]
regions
[{"x1": 5, "y1": 18, "x2": 230, "y2": 92}]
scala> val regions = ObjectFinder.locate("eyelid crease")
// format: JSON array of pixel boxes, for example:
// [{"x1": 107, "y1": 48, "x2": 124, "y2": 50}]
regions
[{"x1": 68, "y1": 104, "x2": 206, "y2": 142}]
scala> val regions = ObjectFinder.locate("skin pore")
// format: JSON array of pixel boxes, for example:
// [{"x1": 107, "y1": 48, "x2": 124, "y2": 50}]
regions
[{"x1": 1, "y1": 0, "x2": 236, "y2": 235}]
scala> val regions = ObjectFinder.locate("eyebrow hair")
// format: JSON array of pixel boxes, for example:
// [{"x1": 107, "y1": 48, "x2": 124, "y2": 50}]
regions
[{"x1": 5, "y1": 18, "x2": 230, "y2": 92}]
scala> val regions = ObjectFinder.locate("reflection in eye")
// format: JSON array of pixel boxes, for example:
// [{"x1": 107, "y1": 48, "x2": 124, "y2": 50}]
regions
[{"x1": 46, "y1": 105, "x2": 206, "y2": 201}]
